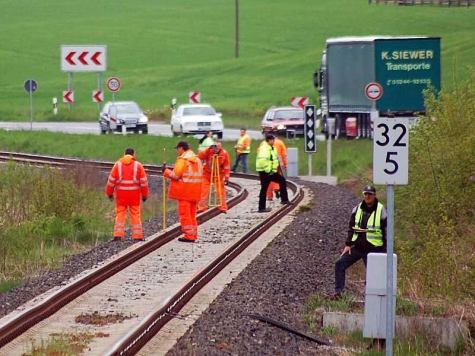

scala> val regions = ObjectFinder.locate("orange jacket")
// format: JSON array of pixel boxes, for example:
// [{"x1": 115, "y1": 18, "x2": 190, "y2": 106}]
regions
[
  {"x1": 274, "y1": 138, "x2": 288, "y2": 169},
  {"x1": 197, "y1": 146, "x2": 231, "y2": 181},
  {"x1": 164, "y1": 149, "x2": 203, "y2": 202},
  {"x1": 105, "y1": 155, "x2": 149, "y2": 206}
]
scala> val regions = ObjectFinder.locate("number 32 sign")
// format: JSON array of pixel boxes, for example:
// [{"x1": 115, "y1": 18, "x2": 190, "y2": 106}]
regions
[{"x1": 373, "y1": 117, "x2": 409, "y2": 185}]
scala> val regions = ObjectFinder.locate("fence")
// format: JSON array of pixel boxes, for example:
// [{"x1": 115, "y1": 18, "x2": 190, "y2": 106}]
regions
[{"x1": 369, "y1": 0, "x2": 473, "y2": 6}]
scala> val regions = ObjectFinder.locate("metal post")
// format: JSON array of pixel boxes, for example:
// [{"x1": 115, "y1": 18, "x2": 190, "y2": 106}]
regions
[
  {"x1": 308, "y1": 154, "x2": 312, "y2": 176},
  {"x1": 29, "y1": 90, "x2": 33, "y2": 131},
  {"x1": 98, "y1": 72, "x2": 103, "y2": 111},
  {"x1": 68, "y1": 72, "x2": 73, "y2": 109},
  {"x1": 386, "y1": 184, "x2": 395, "y2": 355}
]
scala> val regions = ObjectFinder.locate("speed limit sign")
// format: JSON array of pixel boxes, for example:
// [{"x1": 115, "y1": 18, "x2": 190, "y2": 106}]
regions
[
  {"x1": 106, "y1": 77, "x2": 121, "y2": 92},
  {"x1": 373, "y1": 117, "x2": 409, "y2": 185}
]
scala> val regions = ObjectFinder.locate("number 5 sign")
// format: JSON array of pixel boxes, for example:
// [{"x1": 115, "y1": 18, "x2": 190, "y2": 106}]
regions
[{"x1": 373, "y1": 118, "x2": 409, "y2": 185}]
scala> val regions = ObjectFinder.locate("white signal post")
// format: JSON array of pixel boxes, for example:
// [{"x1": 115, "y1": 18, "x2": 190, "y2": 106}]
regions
[{"x1": 373, "y1": 117, "x2": 409, "y2": 356}]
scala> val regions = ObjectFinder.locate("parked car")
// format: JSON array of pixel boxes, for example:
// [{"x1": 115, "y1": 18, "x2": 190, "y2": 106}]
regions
[
  {"x1": 261, "y1": 106, "x2": 305, "y2": 137},
  {"x1": 171, "y1": 104, "x2": 224, "y2": 138},
  {"x1": 99, "y1": 101, "x2": 148, "y2": 134}
]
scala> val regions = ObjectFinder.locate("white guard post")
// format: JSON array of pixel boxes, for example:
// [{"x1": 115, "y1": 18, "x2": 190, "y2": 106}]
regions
[
  {"x1": 109, "y1": 105, "x2": 117, "y2": 131},
  {"x1": 364, "y1": 253, "x2": 397, "y2": 339},
  {"x1": 287, "y1": 148, "x2": 298, "y2": 177}
]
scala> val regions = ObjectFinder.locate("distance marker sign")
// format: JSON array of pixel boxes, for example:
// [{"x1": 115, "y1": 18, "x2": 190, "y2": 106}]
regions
[{"x1": 373, "y1": 117, "x2": 409, "y2": 185}]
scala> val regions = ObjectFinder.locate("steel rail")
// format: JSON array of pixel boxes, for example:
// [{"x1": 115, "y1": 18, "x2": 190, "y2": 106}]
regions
[
  {"x1": 108, "y1": 179, "x2": 303, "y2": 355},
  {"x1": 0, "y1": 152, "x2": 304, "y2": 355}
]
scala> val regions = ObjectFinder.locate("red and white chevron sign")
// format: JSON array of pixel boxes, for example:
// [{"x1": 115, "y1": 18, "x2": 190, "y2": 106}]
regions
[
  {"x1": 63, "y1": 91, "x2": 74, "y2": 103},
  {"x1": 92, "y1": 90, "x2": 104, "y2": 103},
  {"x1": 189, "y1": 91, "x2": 201, "y2": 104},
  {"x1": 61, "y1": 45, "x2": 107, "y2": 72},
  {"x1": 291, "y1": 96, "x2": 308, "y2": 109}
]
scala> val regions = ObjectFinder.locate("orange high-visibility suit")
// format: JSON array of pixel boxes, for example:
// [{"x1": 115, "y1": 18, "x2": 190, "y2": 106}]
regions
[
  {"x1": 164, "y1": 149, "x2": 203, "y2": 241},
  {"x1": 105, "y1": 153, "x2": 149, "y2": 240},
  {"x1": 267, "y1": 137, "x2": 287, "y2": 200},
  {"x1": 197, "y1": 145, "x2": 230, "y2": 212}
]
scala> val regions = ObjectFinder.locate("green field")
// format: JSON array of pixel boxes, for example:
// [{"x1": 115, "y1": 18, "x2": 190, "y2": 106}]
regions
[{"x1": 1, "y1": 0, "x2": 474, "y2": 122}]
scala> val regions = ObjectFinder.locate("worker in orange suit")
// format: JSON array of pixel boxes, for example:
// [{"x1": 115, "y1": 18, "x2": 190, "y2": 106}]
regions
[
  {"x1": 105, "y1": 148, "x2": 149, "y2": 242},
  {"x1": 163, "y1": 141, "x2": 203, "y2": 243},
  {"x1": 197, "y1": 140, "x2": 231, "y2": 213},
  {"x1": 264, "y1": 137, "x2": 288, "y2": 200}
]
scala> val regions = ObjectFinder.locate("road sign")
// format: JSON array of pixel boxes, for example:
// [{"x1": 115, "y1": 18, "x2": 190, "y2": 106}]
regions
[
  {"x1": 61, "y1": 45, "x2": 107, "y2": 72},
  {"x1": 365, "y1": 82, "x2": 383, "y2": 101},
  {"x1": 24, "y1": 79, "x2": 38, "y2": 93},
  {"x1": 107, "y1": 77, "x2": 121, "y2": 92},
  {"x1": 92, "y1": 90, "x2": 104, "y2": 103},
  {"x1": 373, "y1": 117, "x2": 409, "y2": 184},
  {"x1": 63, "y1": 91, "x2": 74, "y2": 103},
  {"x1": 291, "y1": 96, "x2": 308, "y2": 109},
  {"x1": 189, "y1": 91, "x2": 201, "y2": 104},
  {"x1": 304, "y1": 105, "x2": 317, "y2": 153}
]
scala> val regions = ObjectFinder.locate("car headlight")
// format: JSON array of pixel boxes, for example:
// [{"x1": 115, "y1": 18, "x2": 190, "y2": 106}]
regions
[
  {"x1": 138, "y1": 115, "x2": 148, "y2": 123},
  {"x1": 277, "y1": 124, "x2": 286, "y2": 130}
]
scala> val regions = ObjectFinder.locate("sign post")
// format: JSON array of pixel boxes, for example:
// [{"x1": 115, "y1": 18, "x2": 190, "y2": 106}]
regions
[
  {"x1": 373, "y1": 117, "x2": 409, "y2": 356},
  {"x1": 304, "y1": 105, "x2": 317, "y2": 175},
  {"x1": 24, "y1": 79, "x2": 38, "y2": 130}
]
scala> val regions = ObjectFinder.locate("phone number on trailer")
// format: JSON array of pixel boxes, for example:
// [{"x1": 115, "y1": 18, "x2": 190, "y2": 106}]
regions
[{"x1": 386, "y1": 78, "x2": 432, "y2": 86}]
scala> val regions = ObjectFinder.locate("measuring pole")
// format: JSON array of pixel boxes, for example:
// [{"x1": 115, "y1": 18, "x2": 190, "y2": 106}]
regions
[{"x1": 162, "y1": 148, "x2": 167, "y2": 231}]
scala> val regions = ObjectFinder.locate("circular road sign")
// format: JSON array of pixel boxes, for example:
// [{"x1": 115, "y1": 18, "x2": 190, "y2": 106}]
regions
[
  {"x1": 106, "y1": 77, "x2": 121, "y2": 92},
  {"x1": 24, "y1": 79, "x2": 38, "y2": 94},
  {"x1": 365, "y1": 82, "x2": 383, "y2": 101}
]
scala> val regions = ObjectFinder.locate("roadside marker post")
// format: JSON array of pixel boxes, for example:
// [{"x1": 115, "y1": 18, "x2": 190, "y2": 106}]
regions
[{"x1": 373, "y1": 117, "x2": 409, "y2": 356}]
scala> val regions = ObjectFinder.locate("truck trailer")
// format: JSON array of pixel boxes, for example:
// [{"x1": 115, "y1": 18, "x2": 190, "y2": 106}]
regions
[{"x1": 313, "y1": 36, "x2": 441, "y2": 139}]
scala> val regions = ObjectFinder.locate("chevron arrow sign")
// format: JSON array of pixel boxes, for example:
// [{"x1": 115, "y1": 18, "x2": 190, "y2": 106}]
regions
[
  {"x1": 61, "y1": 45, "x2": 107, "y2": 72},
  {"x1": 63, "y1": 91, "x2": 74, "y2": 103}
]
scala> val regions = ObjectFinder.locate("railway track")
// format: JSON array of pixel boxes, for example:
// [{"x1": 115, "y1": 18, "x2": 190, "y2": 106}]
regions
[{"x1": 0, "y1": 152, "x2": 304, "y2": 355}]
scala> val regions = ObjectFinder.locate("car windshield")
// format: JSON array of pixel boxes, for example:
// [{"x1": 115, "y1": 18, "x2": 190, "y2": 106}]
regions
[
  {"x1": 114, "y1": 103, "x2": 140, "y2": 114},
  {"x1": 183, "y1": 107, "x2": 215, "y2": 116},
  {"x1": 274, "y1": 110, "x2": 303, "y2": 120}
]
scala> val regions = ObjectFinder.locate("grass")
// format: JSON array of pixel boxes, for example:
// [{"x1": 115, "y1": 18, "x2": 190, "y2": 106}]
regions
[
  {"x1": 0, "y1": 129, "x2": 374, "y2": 179},
  {"x1": 1, "y1": 0, "x2": 474, "y2": 121}
]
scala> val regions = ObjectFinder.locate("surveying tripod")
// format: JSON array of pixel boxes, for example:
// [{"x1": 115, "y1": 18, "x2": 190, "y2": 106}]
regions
[{"x1": 208, "y1": 152, "x2": 224, "y2": 208}]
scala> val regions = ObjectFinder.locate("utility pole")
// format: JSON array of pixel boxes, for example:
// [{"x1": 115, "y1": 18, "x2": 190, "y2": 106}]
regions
[{"x1": 235, "y1": 0, "x2": 239, "y2": 58}]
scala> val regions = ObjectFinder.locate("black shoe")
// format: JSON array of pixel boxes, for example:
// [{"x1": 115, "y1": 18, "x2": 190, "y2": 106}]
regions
[
  {"x1": 133, "y1": 238, "x2": 144, "y2": 242},
  {"x1": 258, "y1": 208, "x2": 271, "y2": 213},
  {"x1": 178, "y1": 237, "x2": 195, "y2": 243},
  {"x1": 274, "y1": 190, "x2": 280, "y2": 199},
  {"x1": 220, "y1": 210, "x2": 227, "y2": 214},
  {"x1": 330, "y1": 293, "x2": 341, "y2": 301},
  {"x1": 110, "y1": 237, "x2": 122, "y2": 242},
  {"x1": 281, "y1": 201, "x2": 292, "y2": 205}
]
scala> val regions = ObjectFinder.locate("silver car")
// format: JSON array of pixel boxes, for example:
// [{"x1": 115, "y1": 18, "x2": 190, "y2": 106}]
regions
[
  {"x1": 99, "y1": 101, "x2": 148, "y2": 134},
  {"x1": 171, "y1": 104, "x2": 224, "y2": 139}
]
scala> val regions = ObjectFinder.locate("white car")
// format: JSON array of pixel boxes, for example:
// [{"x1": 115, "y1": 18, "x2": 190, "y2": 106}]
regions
[{"x1": 171, "y1": 104, "x2": 224, "y2": 139}]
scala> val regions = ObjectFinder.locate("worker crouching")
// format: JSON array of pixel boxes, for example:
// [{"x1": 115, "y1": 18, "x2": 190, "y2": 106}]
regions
[
  {"x1": 197, "y1": 140, "x2": 231, "y2": 213},
  {"x1": 163, "y1": 141, "x2": 203, "y2": 243}
]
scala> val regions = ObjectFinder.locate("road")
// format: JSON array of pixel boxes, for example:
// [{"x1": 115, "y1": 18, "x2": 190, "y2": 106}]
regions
[{"x1": 0, "y1": 122, "x2": 265, "y2": 141}]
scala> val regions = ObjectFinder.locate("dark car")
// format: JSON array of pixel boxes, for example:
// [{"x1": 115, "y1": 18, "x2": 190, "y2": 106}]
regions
[
  {"x1": 99, "y1": 101, "x2": 148, "y2": 134},
  {"x1": 261, "y1": 106, "x2": 305, "y2": 138}
]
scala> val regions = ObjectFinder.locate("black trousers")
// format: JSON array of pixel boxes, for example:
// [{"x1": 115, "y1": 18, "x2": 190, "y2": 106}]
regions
[{"x1": 258, "y1": 172, "x2": 289, "y2": 210}]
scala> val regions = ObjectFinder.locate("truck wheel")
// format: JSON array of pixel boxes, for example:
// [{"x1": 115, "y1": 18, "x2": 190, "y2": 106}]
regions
[{"x1": 217, "y1": 132, "x2": 223, "y2": 139}]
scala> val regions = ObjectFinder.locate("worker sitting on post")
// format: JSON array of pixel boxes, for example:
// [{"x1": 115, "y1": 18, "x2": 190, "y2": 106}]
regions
[{"x1": 197, "y1": 140, "x2": 231, "y2": 213}]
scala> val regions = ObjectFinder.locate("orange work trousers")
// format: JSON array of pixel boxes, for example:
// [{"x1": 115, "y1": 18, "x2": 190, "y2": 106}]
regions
[
  {"x1": 198, "y1": 176, "x2": 227, "y2": 212},
  {"x1": 267, "y1": 182, "x2": 280, "y2": 200},
  {"x1": 179, "y1": 200, "x2": 198, "y2": 241},
  {"x1": 114, "y1": 205, "x2": 143, "y2": 240}
]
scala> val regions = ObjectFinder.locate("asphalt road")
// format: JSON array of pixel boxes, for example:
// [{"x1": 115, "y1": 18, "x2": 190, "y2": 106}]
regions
[{"x1": 0, "y1": 122, "x2": 265, "y2": 141}]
